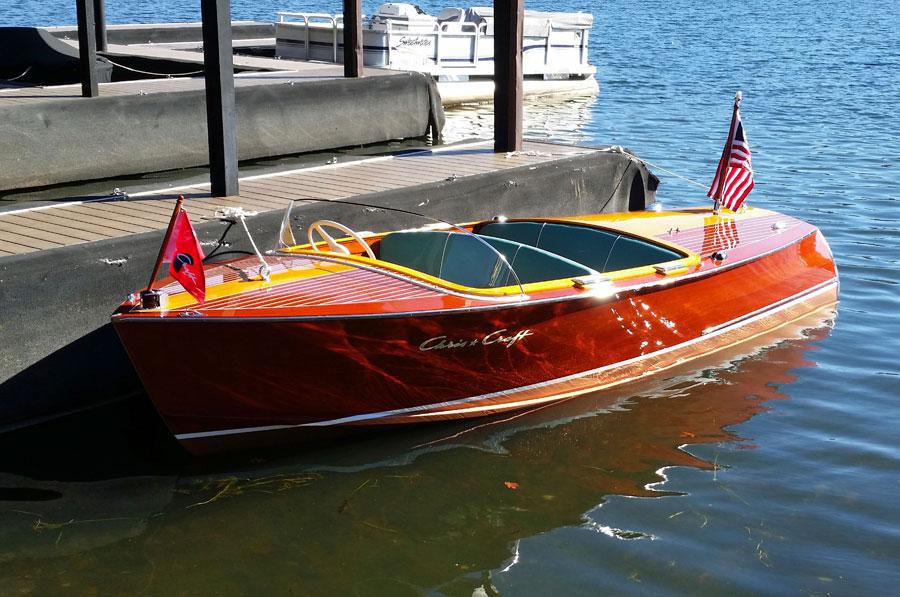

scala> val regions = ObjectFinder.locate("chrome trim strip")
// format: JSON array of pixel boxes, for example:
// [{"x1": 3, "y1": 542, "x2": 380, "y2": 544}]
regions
[{"x1": 174, "y1": 278, "x2": 837, "y2": 441}]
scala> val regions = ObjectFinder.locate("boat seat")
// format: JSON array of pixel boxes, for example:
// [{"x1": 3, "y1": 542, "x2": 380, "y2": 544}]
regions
[
  {"x1": 478, "y1": 221, "x2": 682, "y2": 272},
  {"x1": 437, "y1": 7, "x2": 465, "y2": 22},
  {"x1": 377, "y1": 230, "x2": 593, "y2": 288}
]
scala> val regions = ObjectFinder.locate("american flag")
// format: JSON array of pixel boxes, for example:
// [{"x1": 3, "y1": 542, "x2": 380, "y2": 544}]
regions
[{"x1": 708, "y1": 103, "x2": 754, "y2": 211}]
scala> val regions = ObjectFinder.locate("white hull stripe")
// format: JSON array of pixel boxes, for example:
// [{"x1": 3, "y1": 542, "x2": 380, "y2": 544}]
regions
[{"x1": 175, "y1": 279, "x2": 838, "y2": 441}]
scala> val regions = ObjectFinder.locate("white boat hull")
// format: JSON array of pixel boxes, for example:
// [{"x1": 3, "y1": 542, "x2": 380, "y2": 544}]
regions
[{"x1": 274, "y1": 5, "x2": 598, "y2": 103}]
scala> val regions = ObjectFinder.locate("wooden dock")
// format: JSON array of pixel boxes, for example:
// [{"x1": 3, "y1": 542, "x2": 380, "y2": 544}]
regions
[
  {"x1": 0, "y1": 140, "x2": 596, "y2": 257},
  {"x1": 0, "y1": 46, "x2": 396, "y2": 106}
]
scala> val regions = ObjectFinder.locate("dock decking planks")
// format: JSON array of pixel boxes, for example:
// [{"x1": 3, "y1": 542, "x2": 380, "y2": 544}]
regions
[
  {"x1": 0, "y1": 141, "x2": 594, "y2": 256},
  {"x1": 0, "y1": 46, "x2": 399, "y2": 107}
]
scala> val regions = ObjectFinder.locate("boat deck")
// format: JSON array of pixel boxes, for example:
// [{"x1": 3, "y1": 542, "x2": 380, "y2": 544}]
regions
[{"x1": 0, "y1": 140, "x2": 595, "y2": 257}]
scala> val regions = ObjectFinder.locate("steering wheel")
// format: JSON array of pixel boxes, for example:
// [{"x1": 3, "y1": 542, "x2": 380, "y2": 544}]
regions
[{"x1": 307, "y1": 220, "x2": 376, "y2": 259}]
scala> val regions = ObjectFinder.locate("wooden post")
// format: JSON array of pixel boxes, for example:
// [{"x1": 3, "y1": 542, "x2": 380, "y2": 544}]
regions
[
  {"x1": 493, "y1": 0, "x2": 523, "y2": 153},
  {"x1": 94, "y1": 0, "x2": 108, "y2": 52},
  {"x1": 75, "y1": 0, "x2": 99, "y2": 97},
  {"x1": 343, "y1": 0, "x2": 364, "y2": 77},
  {"x1": 201, "y1": 0, "x2": 240, "y2": 197}
]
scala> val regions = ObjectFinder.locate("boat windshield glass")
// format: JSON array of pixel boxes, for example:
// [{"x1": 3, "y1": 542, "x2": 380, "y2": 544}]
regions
[{"x1": 276, "y1": 198, "x2": 543, "y2": 296}]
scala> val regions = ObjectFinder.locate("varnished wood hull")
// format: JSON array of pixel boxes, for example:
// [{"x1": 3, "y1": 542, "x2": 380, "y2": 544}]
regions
[{"x1": 113, "y1": 217, "x2": 838, "y2": 454}]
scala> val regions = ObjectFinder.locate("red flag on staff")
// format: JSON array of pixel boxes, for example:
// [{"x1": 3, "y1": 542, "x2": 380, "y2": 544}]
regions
[
  {"x1": 708, "y1": 91, "x2": 755, "y2": 211},
  {"x1": 146, "y1": 196, "x2": 206, "y2": 303},
  {"x1": 163, "y1": 208, "x2": 206, "y2": 303}
]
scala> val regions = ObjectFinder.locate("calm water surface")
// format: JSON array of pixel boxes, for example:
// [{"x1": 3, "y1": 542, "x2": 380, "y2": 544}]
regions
[{"x1": 3, "y1": 0, "x2": 899, "y2": 595}]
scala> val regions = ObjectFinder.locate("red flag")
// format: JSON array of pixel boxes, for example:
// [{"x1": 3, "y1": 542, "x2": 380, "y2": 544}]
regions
[{"x1": 162, "y1": 208, "x2": 206, "y2": 303}]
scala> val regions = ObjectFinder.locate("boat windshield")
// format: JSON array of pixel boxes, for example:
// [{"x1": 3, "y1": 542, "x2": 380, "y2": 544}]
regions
[
  {"x1": 275, "y1": 199, "x2": 688, "y2": 294},
  {"x1": 473, "y1": 220, "x2": 684, "y2": 273},
  {"x1": 276, "y1": 198, "x2": 537, "y2": 297}
]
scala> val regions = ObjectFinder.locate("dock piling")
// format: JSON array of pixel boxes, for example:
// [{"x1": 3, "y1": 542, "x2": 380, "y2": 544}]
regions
[
  {"x1": 93, "y1": 0, "x2": 108, "y2": 52},
  {"x1": 200, "y1": 0, "x2": 240, "y2": 197},
  {"x1": 75, "y1": 0, "x2": 99, "y2": 97},
  {"x1": 493, "y1": 0, "x2": 524, "y2": 152},
  {"x1": 343, "y1": 0, "x2": 364, "y2": 77}
]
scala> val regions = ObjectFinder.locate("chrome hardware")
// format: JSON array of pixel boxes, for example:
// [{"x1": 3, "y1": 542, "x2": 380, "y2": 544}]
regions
[
  {"x1": 139, "y1": 289, "x2": 166, "y2": 310},
  {"x1": 711, "y1": 251, "x2": 728, "y2": 261},
  {"x1": 655, "y1": 263, "x2": 685, "y2": 275},
  {"x1": 573, "y1": 275, "x2": 612, "y2": 288}
]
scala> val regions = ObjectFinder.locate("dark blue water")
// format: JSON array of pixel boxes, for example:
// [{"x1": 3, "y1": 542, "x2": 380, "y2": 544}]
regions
[{"x1": 3, "y1": 0, "x2": 899, "y2": 594}]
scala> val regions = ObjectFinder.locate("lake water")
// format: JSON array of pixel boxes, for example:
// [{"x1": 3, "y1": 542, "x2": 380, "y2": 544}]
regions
[{"x1": 3, "y1": 0, "x2": 899, "y2": 594}]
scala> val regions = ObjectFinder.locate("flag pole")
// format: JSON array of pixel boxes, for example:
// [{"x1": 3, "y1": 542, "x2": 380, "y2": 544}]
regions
[
  {"x1": 713, "y1": 90, "x2": 743, "y2": 212},
  {"x1": 145, "y1": 195, "x2": 185, "y2": 292}
]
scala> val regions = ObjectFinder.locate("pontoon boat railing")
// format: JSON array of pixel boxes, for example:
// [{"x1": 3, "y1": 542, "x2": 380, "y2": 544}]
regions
[
  {"x1": 277, "y1": 12, "x2": 344, "y2": 62},
  {"x1": 275, "y1": 11, "x2": 592, "y2": 72}
]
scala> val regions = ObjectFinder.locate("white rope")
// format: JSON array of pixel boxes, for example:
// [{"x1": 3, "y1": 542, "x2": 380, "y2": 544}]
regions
[
  {"x1": 238, "y1": 214, "x2": 271, "y2": 282},
  {"x1": 209, "y1": 207, "x2": 271, "y2": 282},
  {"x1": 595, "y1": 145, "x2": 709, "y2": 191},
  {"x1": 103, "y1": 57, "x2": 204, "y2": 78},
  {"x1": 2, "y1": 65, "x2": 31, "y2": 83},
  {"x1": 634, "y1": 157, "x2": 709, "y2": 190}
]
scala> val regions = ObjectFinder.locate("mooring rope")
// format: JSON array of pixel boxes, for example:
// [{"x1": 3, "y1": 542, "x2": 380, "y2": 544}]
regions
[
  {"x1": 631, "y1": 157, "x2": 709, "y2": 190},
  {"x1": 210, "y1": 207, "x2": 271, "y2": 282},
  {"x1": 1, "y1": 66, "x2": 32, "y2": 83},
  {"x1": 103, "y1": 57, "x2": 205, "y2": 78},
  {"x1": 596, "y1": 145, "x2": 709, "y2": 191}
]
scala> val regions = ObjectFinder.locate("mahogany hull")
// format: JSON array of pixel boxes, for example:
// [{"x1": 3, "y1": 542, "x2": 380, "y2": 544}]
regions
[{"x1": 114, "y1": 228, "x2": 838, "y2": 455}]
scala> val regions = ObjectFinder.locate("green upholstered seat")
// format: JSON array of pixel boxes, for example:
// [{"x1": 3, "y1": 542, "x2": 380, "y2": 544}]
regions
[
  {"x1": 377, "y1": 230, "x2": 593, "y2": 288},
  {"x1": 478, "y1": 221, "x2": 683, "y2": 273},
  {"x1": 532, "y1": 223, "x2": 619, "y2": 272},
  {"x1": 376, "y1": 230, "x2": 448, "y2": 278},
  {"x1": 604, "y1": 235, "x2": 683, "y2": 271},
  {"x1": 475, "y1": 221, "x2": 543, "y2": 246},
  {"x1": 479, "y1": 236, "x2": 593, "y2": 286}
]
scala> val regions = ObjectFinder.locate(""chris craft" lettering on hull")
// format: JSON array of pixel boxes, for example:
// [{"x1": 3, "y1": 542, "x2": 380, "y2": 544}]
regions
[{"x1": 418, "y1": 329, "x2": 534, "y2": 352}]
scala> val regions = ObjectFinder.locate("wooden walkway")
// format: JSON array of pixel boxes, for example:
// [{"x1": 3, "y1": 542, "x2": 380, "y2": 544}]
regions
[{"x1": 0, "y1": 141, "x2": 595, "y2": 257}]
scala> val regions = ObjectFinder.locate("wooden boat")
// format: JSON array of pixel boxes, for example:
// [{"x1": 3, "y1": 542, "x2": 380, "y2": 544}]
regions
[{"x1": 112, "y1": 205, "x2": 838, "y2": 454}]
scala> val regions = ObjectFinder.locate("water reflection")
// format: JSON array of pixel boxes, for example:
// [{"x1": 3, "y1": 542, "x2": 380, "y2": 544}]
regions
[
  {"x1": 0, "y1": 312, "x2": 833, "y2": 594},
  {"x1": 443, "y1": 95, "x2": 598, "y2": 145}
]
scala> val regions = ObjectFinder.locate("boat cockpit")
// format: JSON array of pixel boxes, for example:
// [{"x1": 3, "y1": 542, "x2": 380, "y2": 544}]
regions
[
  {"x1": 289, "y1": 216, "x2": 686, "y2": 292},
  {"x1": 373, "y1": 221, "x2": 684, "y2": 289}
]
